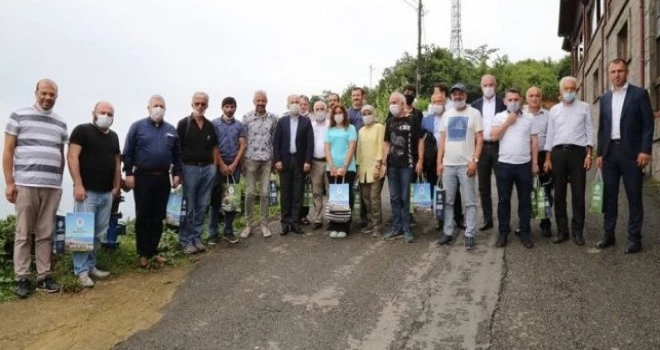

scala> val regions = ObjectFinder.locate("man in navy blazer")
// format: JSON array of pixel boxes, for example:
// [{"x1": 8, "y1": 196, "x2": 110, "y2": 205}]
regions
[
  {"x1": 273, "y1": 95, "x2": 314, "y2": 235},
  {"x1": 470, "y1": 74, "x2": 507, "y2": 231},
  {"x1": 596, "y1": 58, "x2": 654, "y2": 254}
]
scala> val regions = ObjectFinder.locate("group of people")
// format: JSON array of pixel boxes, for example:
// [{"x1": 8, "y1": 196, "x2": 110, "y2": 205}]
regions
[{"x1": 3, "y1": 57, "x2": 654, "y2": 299}]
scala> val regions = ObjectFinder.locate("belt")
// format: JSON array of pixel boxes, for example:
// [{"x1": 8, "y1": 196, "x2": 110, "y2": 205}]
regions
[
  {"x1": 552, "y1": 144, "x2": 585, "y2": 150},
  {"x1": 135, "y1": 169, "x2": 169, "y2": 176},
  {"x1": 184, "y1": 162, "x2": 213, "y2": 167},
  {"x1": 313, "y1": 157, "x2": 326, "y2": 162},
  {"x1": 611, "y1": 139, "x2": 621, "y2": 144},
  {"x1": 484, "y1": 140, "x2": 499, "y2": 145}
]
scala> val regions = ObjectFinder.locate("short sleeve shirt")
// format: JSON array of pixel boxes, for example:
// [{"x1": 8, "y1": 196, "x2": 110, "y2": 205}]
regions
[
  {"x1": 325, "y1": 125, "x2": 357, "y2": 171},
  {"x1": 441, "y1": 107, "x2": 483, "y2": 166},
  {"x1": 69, "y1": 123, "x2": 120, "y2": 192},
  {"x1": 492, "y1": 111, "x2": 534, "y2": 164},
  {"x1": 384, "y1": 114, "x2": 421, "y2": 168}
]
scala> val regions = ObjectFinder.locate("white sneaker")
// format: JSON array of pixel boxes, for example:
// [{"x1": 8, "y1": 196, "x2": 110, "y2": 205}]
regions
[
  {"x1": 262, "y1": 225, "x2": 272, "y2": 238},
  {"x1": 240, "y1": 226, "x2": 252, "y2": 238},
  {"x1": 336, "y1": 231, "x2": 347, "y2": 238},
  {"x1": 330, "y1": 231, "x2": 338, "y2": 238},
  {"x1": 89, "y1": 267, "x2": 110, "y2": 279},
  {"x1": 78, "y1": 272, "x2": 94, "y2": 288}
]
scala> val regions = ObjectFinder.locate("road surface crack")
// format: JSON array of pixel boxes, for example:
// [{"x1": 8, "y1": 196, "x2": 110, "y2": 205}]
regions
[{"x1": 487, "y1": 246, "x2": 508, "y2": 349}]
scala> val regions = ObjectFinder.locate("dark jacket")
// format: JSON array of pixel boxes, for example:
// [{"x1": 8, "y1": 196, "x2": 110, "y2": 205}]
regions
[
  {"x1": 273, "y1": 115, "x2": 314, "y2": 168},
  {"x1": 471, "y1": 96, "x2": 506, "y2": 117},
  {"x1": 597, "y1": 84, "x2": 654, "y2": 159}
]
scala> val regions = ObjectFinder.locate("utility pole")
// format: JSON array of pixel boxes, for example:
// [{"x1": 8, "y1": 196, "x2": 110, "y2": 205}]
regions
[
  {"x1": 416, "y1": 0, "x2": 422, "y2": 95},
  {"x1": 369, "y1": 63, "x2": 374, "y2": 88}
]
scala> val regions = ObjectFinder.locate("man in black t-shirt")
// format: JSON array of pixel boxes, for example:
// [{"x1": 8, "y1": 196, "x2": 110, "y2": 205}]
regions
[
  {"x1": 382, "y1": 92, "x2": 424, "y2": 243},
  {"x1": 67, "y1": 101, "x2": 121, "y2": 288}
]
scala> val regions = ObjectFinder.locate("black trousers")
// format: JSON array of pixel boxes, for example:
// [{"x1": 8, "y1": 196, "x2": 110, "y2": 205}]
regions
[
  {"x1": 551, "y1": 145, "x2": 586, "y2": 236},
  {"x1": 537, "y1": 151, "x2": 553, "y2": 229},
  {"x1": 603, "y1": 141, "x2": 644, "y2": 243},
  {"x1": 426, "y1": 168, "x2": 463, "y2": 223},
  {"x1": 478, "y1": 143, "x2": 499, "y2": 223},
  {"x1": 134, "y1": 173, "x2": 171, "y2": 258},
  {"x1": 327, "y1": 171, "x2": 356, "y2": 234},
  {"x1": 280, "y1": 155, "x2": 305, "y2": 228}
]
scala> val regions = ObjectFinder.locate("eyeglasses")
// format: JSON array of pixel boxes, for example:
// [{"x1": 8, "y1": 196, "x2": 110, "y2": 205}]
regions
[{"x1": 194, "y1": 102, "x2": 207, "y2": 107}]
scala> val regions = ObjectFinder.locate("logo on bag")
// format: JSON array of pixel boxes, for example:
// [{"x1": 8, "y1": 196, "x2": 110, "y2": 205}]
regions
[
  {"x1": 336, "y1": 187, "x2": 343, "y2": 195},
  {"x1": 594, "y1": 184, "x2": 601, "y2": 190},
  {"x1": 76, "y1": 217, "x2": 84, "y2": 228},
  {"x1": 228, "y1": 187, "x2": 234, "y2": 194}
]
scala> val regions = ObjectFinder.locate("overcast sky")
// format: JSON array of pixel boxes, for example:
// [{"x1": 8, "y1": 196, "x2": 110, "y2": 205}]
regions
[{"x1": 0, "y1": 0, "x2": 565, "y2": 155}]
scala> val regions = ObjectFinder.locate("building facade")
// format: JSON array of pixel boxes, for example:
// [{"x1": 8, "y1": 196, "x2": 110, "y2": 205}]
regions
[{"x1": 558, "y1": 0, "x2": 660, "y2": 180}]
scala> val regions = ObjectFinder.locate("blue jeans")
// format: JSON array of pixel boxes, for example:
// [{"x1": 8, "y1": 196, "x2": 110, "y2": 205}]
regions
[
  {"x1": 442, "y1": 165, "x2": 478, "y2": 237},
  {"x1": 208, "y1": 170, "x2": 241, "y2": 240},
  {"x1": 180, "y1": 164, "x2": 216, "y2": 246},
  {"x1": 495, "y1": 162, "x2": 532, "y2": 236},
  {"x1": 72, "y1": 191, "x2": 112, "y2": 276},
  {"x1": 387, "y1": 166, "x2": 414, "y2": 234}
]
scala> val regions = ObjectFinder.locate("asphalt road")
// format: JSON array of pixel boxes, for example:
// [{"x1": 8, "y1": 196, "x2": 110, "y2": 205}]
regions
[{"x1": 115, "y1": 177, "x2": 660, "y2": 350}]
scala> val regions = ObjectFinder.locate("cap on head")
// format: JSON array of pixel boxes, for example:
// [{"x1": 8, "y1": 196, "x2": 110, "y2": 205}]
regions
[{"x1": 450, "y1": 83, "x2": 468, "y2": 93}]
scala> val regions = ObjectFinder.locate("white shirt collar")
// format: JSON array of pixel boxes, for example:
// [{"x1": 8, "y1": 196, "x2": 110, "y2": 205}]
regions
[{"x1": 612, "y1": 82, "x2": 629, "y2": 93}]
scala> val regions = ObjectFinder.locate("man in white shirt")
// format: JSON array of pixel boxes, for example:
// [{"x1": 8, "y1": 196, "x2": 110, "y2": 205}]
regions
[
  {"x1": 490, "y1": 88, "x2": 539, "y2": 249},
  {"x1": 543, "y1": 76, "x2": 594, "y2": 246},
  {"x1": 527, "y1": 87, "x2": 553, "y2": 238},
  {"x1": 471, "y1": 75, "x2": 507, "y2": 231},
  {"x1": 436, "y1": 84, "x2": 484, "y2": 250},
  {"x1": 310, "y1": 101, "x2": 330, "y2": 230}
]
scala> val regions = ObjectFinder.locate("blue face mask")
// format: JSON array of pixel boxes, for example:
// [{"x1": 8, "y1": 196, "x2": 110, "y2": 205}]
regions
[
  {"x1": 506, "y1": 102, "x2": 520, "y2": 112},
  {"x1": 562, "y1": 92, "x2": 576, "y2": 103}
]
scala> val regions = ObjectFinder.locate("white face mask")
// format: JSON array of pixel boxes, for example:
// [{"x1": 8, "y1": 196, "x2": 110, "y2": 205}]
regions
[
  {"x1": 363, "y1": 114, "x2": 375, "y2": 125},
  {"x1": 389, "y1": 104, "x2": 401, "y2": 116},
  {"x1": 431, "y1": 104, "x2": 444, "y2": 115},
  {"x1": 482, "y1": 87, "x2": 495, "y2": 98},
  {"x1": 95, "y1": 114, "x2": 113, "y2": 129},
  {"x1": 149, "y1": 107, "x2": 165, "y2": 122},
  {"x1": 314, "y1": 112, "x2": 326, "y2": 121},
  {"x1": 288, "y1": 103, "x2": 300, "y2": 116},
  {"x1": 453, "y1": 99, "x2": 467, "y2": 110},
  {"x1": 333, "y1": 114, "x2": 344, "y2": 124}
]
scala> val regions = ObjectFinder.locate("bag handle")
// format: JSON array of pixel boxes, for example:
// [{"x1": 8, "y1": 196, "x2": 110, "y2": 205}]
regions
[
  {"x1": 533, "y1": 175, "x2": 540, "y2": 188},
  {"x1": 74, "y1": 200, "x2": 90, "y2": 213},
  {"x1": 594, "y1": 168, "x2": 602, "y2": 182}
]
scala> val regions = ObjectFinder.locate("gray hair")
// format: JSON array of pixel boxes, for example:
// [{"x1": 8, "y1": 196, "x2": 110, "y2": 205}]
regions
[
  {"x1": 254, "y1": 90, "x2": 268, "y2": 100},
  {"x1": 559, "y1": 76, "x2": 578, "y2": 89},
  {"x1": 313, "y1": 101, "x2": 327, "y2": 110},
  {"x1": 389, "y1": 92, "x2": 406, "y2": 105},
  {"x1": 148, "y1": 94, "x2": 166, "y2": 107},
  {"x1": 192, "y1": 91, "x2": 209, "y2": 102}
]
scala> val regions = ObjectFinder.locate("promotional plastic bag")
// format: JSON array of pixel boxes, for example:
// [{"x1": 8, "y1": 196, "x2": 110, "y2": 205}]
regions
[
  {"x1": 65, "y1": 202, "x2": 95, "y2": 252},
  {"x1": 222, "y1": 176, "x2": 242, "y2": 213},
  {"x1": 589, "y1": 169, "x2": 604, "y2": 214},
  {"x1": 326, "y1": 177, "x2": 351, "y2": 223},
  {"x1": 165, "y1": 188, "x2": 183, "y2": 227},
  {"x1": 303, "y1": 175, "x2": 313, "y2": 208},
  {"x1": 433, "y1": 179, "x2": 446, "y2": 221},
  {"x1": 411, "y1": 176, "x2": 433, "y2": 214}
]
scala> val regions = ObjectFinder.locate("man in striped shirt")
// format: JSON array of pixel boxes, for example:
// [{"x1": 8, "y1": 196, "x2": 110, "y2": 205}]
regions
[{"x1": 3, "y1": 79, "x2": 68, "y2": 298}]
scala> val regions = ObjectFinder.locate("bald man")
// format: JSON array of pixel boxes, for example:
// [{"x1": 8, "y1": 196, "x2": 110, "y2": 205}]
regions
[
  {"x1": 4, "y1": 79, "x2": 68, "y2": 298},
  {"x1": 67, "y1": 101, "x2": 121, "y2": 287},
  {"x1": 471, "y1": 74, "x2": 506, "y2": 231}
]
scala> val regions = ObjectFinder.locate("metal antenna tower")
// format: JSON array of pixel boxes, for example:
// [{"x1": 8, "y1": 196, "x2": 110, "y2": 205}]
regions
[{"x1": 450, "y1": 0, "x2": 463, "y2": 57}]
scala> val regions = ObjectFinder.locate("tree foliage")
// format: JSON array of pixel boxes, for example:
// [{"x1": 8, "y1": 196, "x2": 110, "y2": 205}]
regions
[{"x1": 329, "y1": 45, "x2": 570, "y2": 121}]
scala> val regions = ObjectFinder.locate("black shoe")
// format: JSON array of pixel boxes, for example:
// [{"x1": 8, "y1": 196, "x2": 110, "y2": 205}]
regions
[
  {"x1": 553, "y1": 233, "x2": 569, "y2": 244},
  {"x1": 464, "y1": 236, "x2": 476, "y2": 250},
  {"x1": 540, "y1": 226, "x2": 552, "y2": 238},
  {"x1": 280, "y1": 225, "x2": 290, "y2": 236},
  {"x1": 624, "y1": 241, "x2": 642, "y2": 254},
  {"x1": 292, "y1": 224, "x2": 304, "y2": 234},
  {"x1": 496, "y1": 233, "x2": 508, "y2": 247},
  {"x1": 479, "y1": 222, "x2": 493, "y2": 231},
  {"x1": 300, "y1": 217, "x2": 311, "y2": 226},
  {"x1": 573, "y1": 233, "x2": 585, "y2": 246},
  {"x1": 313, "y1": 223, "x2": 323, "y2": 230},
  {"x1": 14, "y1": 279, "x2": 31, "y2": 299},
  {"x1": 596, "y1": 235, "x2": 616, "y2": 249},
  {"x1": 36, "y1": 277, "x2": 60, "y2": 293},
  {"x1": 222, "y1": 232, "x2": 239, "y2": 244},
  {"x1": 455, "y1": 220, "x2": 466, "y2": 230},
  {"x1": 360, "y1": 219, "x2": 369, "y2": 228},
  {"x1": 437, "y1": 234, "x2": 454, "y2": 246},
  {"x1": 519, "y1": 234, "x2": 534, "y2": 249}
]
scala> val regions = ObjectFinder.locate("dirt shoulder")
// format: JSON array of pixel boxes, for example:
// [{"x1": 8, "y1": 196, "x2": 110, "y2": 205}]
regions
[{"x1": 0, "y1": 266, "x2": 189, "y2": 350}]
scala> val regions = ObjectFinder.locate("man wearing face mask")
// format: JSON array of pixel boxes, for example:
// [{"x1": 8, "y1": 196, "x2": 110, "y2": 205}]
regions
[
  {"x1": 421, "y1": 92, "x2": 464, "y2": 231},
  {"x1": 176, "y1": 92, "x2": 219, "y2": 254},
  {"x1": 490, "y1": 89, "x2": 539, "y2": 249},
  {"x1": 387, "y1": 85, "x2": 423, "y2": 132},
  {"x1": 208, "y1": 97, "x2": 245, "y2": 245},
  {"x1": 4, "y1": 79, "x2": 68, "y2": 298},
  {"x1": 382, "y1": 92, "x2": 424, "y2": 243},
  {"x1": 436, "y1": 84, "x2": 483, "y2": 250},
  {"x1": 67, "y1": 101, "x2": 121, "y2": 287},
  {"x1": 123, "y1": 95, "x2": 182, "y2": 268},
  {"x1": 310, "y1": 101, "x2": 330, "y2": 230},
  {"x1": 471, "y1": 74, "x2": 506, "y2": 232},
  {"x1": 273, "y1": 95, "x2": 314, "y2": 235},
  {"x1": 543, "y1": 77, "x2": 594, "y2": 246}
]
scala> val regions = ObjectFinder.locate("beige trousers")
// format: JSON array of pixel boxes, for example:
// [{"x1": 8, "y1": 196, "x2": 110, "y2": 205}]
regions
[{"x1": 310, "y1": 160, "x2": 329, "y2": 224}]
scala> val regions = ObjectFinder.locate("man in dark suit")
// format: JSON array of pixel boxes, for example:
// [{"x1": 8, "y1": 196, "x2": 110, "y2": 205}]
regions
[
  {"x1": 273, "y1": 95, "x2": 314, "y2": 235},
  {"x1": 470, "y1": 74, "x2": 507, "y2": 231},
  {"x1": 596, "y1": 58, "x2": 654, "y2": 254}
]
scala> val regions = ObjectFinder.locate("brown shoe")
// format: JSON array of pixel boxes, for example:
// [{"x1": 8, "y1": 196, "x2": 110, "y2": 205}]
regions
[
  {"x1": 153, "y1": 255, "x2": 167, "y2": 264},
  {"x1": 138, "y1": 256, "x2": 148, "y2": 268}
]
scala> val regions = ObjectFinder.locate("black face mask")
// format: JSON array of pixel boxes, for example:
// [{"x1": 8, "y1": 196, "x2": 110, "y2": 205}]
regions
[{"x1": 405, "y1": 95, "x2": 415, "y2": 105}]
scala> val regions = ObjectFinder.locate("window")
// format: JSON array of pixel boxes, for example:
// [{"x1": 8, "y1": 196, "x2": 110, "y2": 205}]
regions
[
  {"x1": 617, "y1": 23, "x2": 629, "y2": 60},
  {"x1": 592, "y1": 68, "x2": 600, "y2": 101},
  {"x1": 578, "y1": 32, "x2": 585, "y2": 64},
  {"x1": 592, "y1": 0, "x2": 603, "y2": 36}
]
